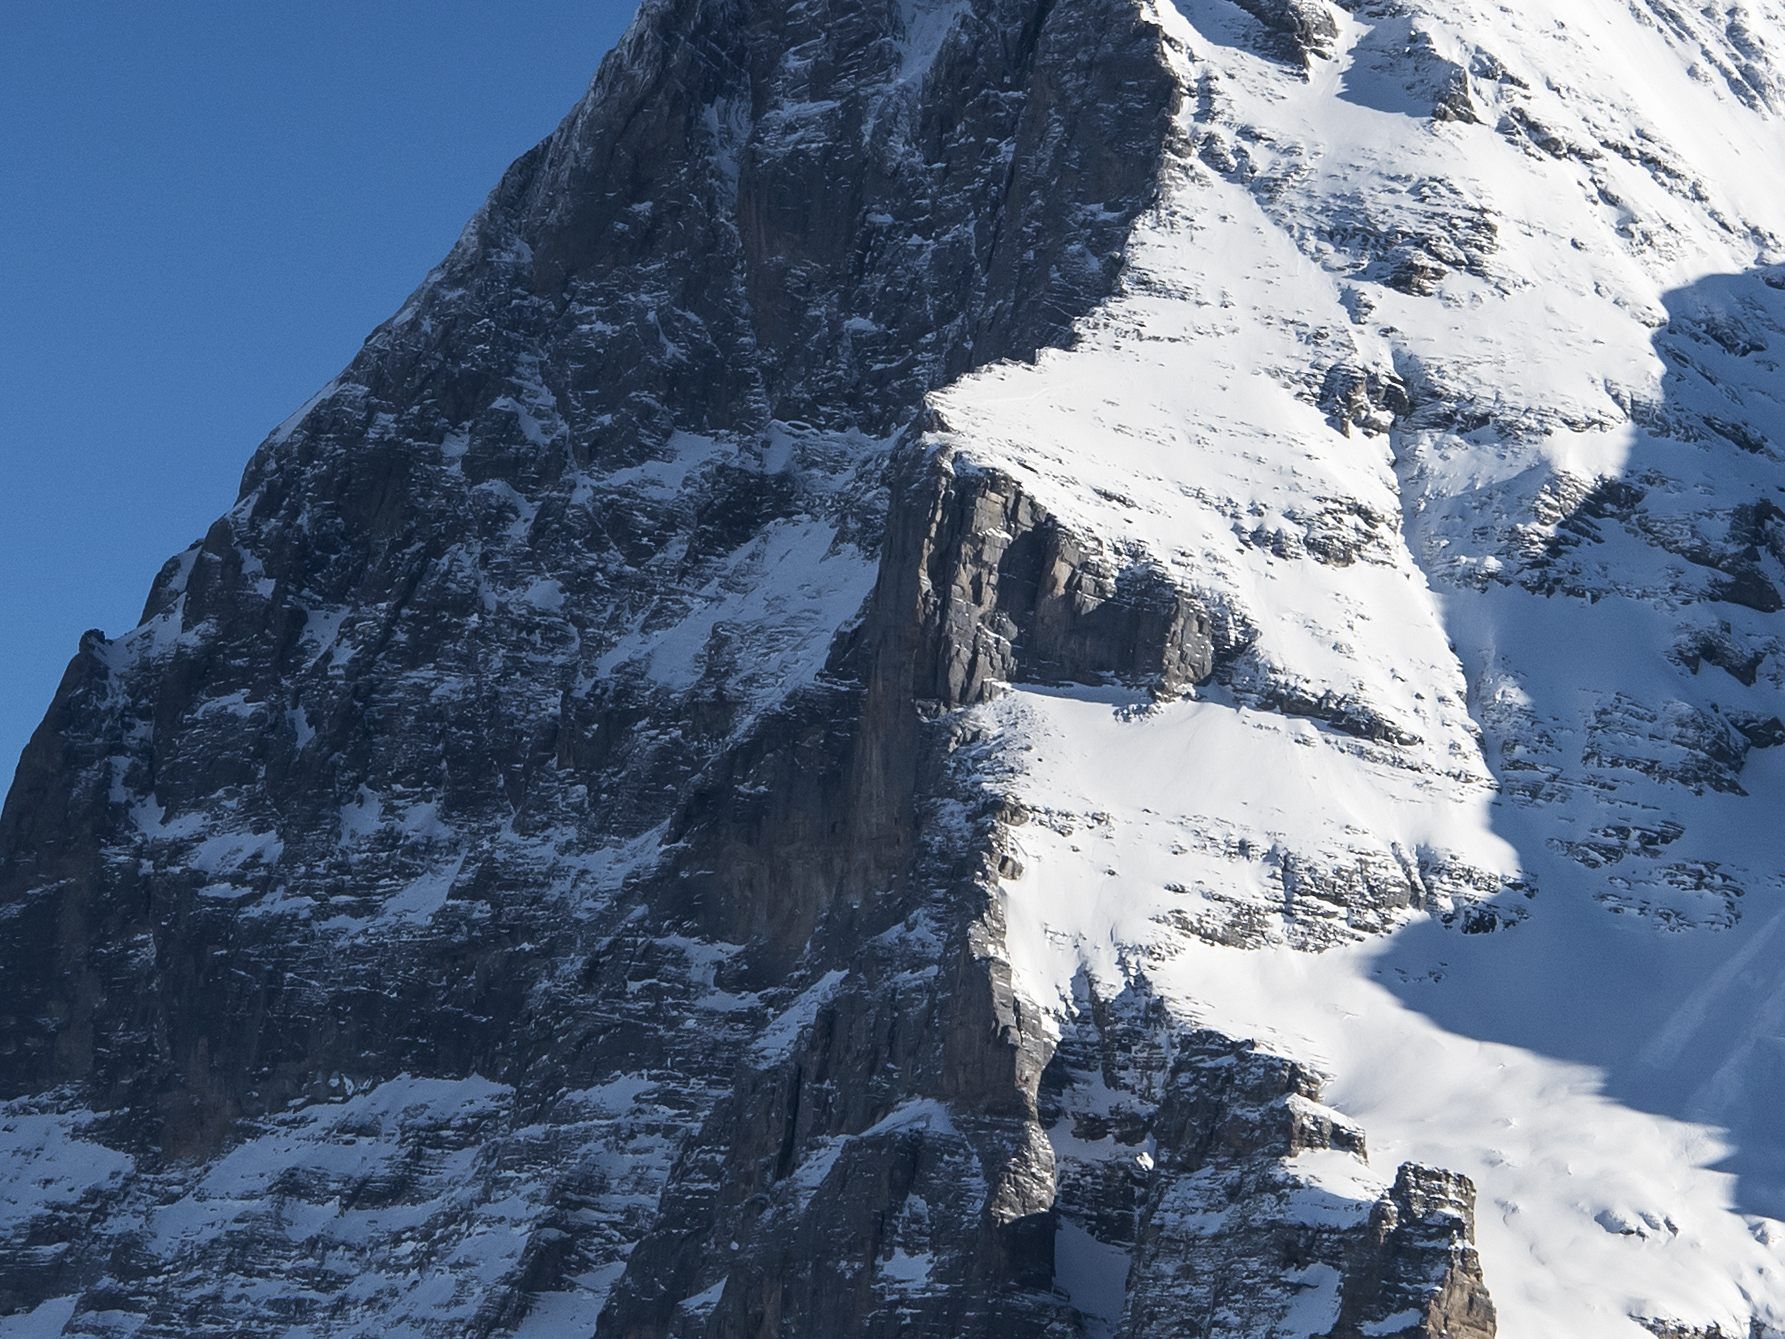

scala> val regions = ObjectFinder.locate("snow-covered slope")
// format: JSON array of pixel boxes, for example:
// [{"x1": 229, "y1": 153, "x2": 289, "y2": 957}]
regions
[
  {"x1": 940, "y1": 0, "x2": 1785, "y2": 1333},
  {"x1": 7, "y1": 0, "x2": 1785, "y2": 1334}
]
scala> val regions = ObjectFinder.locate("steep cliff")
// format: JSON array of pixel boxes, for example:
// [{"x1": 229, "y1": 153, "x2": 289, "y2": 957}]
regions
[{"x1": 7, "y1": 0, "x2": 1785, "y2": 1335}]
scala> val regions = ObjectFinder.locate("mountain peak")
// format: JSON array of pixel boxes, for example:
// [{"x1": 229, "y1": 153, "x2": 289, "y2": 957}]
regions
[{"x1": 8, "y1": 1, "x2": 1785, "y2": 1334}]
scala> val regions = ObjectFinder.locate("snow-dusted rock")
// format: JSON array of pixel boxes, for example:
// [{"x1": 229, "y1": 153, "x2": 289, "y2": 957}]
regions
[{"x1": 10, "y1": 0, "x2": 1785, "y2": 1333}]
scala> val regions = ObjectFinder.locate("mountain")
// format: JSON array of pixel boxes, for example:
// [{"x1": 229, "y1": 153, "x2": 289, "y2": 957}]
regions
[{"x1": 6, "y1": 0, "x2": 1785, "y2": 1334}]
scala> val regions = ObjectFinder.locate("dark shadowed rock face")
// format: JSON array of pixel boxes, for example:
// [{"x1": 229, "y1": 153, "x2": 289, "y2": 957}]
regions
[
  {"x1": 0, "y1": 0, "x2": 1174, "y2": 1129},
  {"x1": 0, "y1": 0, "x2": 1495, "y2": 1334}
]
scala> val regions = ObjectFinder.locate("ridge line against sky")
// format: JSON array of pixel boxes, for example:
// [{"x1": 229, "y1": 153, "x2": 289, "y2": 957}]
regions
[{"x1": 0, "y1": 2, "x2": 639, "y2": 794}]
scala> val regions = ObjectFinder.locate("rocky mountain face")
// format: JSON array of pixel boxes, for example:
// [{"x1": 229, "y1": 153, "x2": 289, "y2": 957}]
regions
[{"x1": 7, "y1": 0, "x2": 1785, "y2": 1334}]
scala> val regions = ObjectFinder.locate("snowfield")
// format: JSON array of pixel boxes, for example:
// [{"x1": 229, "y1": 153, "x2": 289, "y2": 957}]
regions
[{"x1": 946, "y1": 0, "x2": 1785, "y2": 1332}]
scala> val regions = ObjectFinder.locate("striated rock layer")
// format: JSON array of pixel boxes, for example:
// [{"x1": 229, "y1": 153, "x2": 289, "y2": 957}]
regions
[{"x1": 9, "y1": 0, "x2": 1785, "y2": 1335}]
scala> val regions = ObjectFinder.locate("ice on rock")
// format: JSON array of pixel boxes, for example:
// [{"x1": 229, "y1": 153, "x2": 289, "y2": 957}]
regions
[{"x1": 9, "y1": 0, "x2": 1785, "y2": 1332}]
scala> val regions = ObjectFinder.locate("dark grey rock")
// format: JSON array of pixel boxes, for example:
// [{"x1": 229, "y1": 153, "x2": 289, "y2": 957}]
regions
[{"x1": 0, "y1": 0, "x2": 1500, "y2": 1333}]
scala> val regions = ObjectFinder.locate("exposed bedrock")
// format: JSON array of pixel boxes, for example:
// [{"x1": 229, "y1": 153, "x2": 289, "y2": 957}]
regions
[
  {"x1": 896, "y1": 448, "x2": 1217, "y2": 708},
  {"x1": 0, "y1": 0, "x2": 1180, "y2": 1139},
  {"x1": 1039, "y1": 974, "x2": 1494, "y2": 1339},
  {"x1": 601, "y1": 443, "x2": 1493, "y2": 1335},
  {"x1": 0, "y1": 0, "x2": 1502, "y2": 1330}
]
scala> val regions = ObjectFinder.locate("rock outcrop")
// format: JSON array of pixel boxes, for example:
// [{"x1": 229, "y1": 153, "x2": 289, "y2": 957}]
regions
[{"x1": 15, "y1": 0, "x2": 1785, "y2": 1332}]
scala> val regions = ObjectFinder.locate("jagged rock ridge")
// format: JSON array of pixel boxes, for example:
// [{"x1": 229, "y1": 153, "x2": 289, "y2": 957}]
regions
[{"x1": 8, "y1": 0, "x2": 1785, "y2": 1335}]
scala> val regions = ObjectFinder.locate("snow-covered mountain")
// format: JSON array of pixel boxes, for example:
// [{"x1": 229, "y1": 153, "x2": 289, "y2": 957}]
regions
[{"x1": 6, "y1": 0, "x2": 1785, "y2": 1334}]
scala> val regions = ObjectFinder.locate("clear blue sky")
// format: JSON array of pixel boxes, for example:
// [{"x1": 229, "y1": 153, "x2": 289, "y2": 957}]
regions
[{"x1": 0, "y1": 3, "x2": 639, "y2": 795}]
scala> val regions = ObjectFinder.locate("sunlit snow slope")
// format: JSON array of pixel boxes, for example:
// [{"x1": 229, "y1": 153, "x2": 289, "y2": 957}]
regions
[
  {"x1": 942, "y1": 0, "x2": 1785, "y2": 1333},
  {"x1": 10, "y1": 0, "x2": 1785, "y2": 1334}
]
